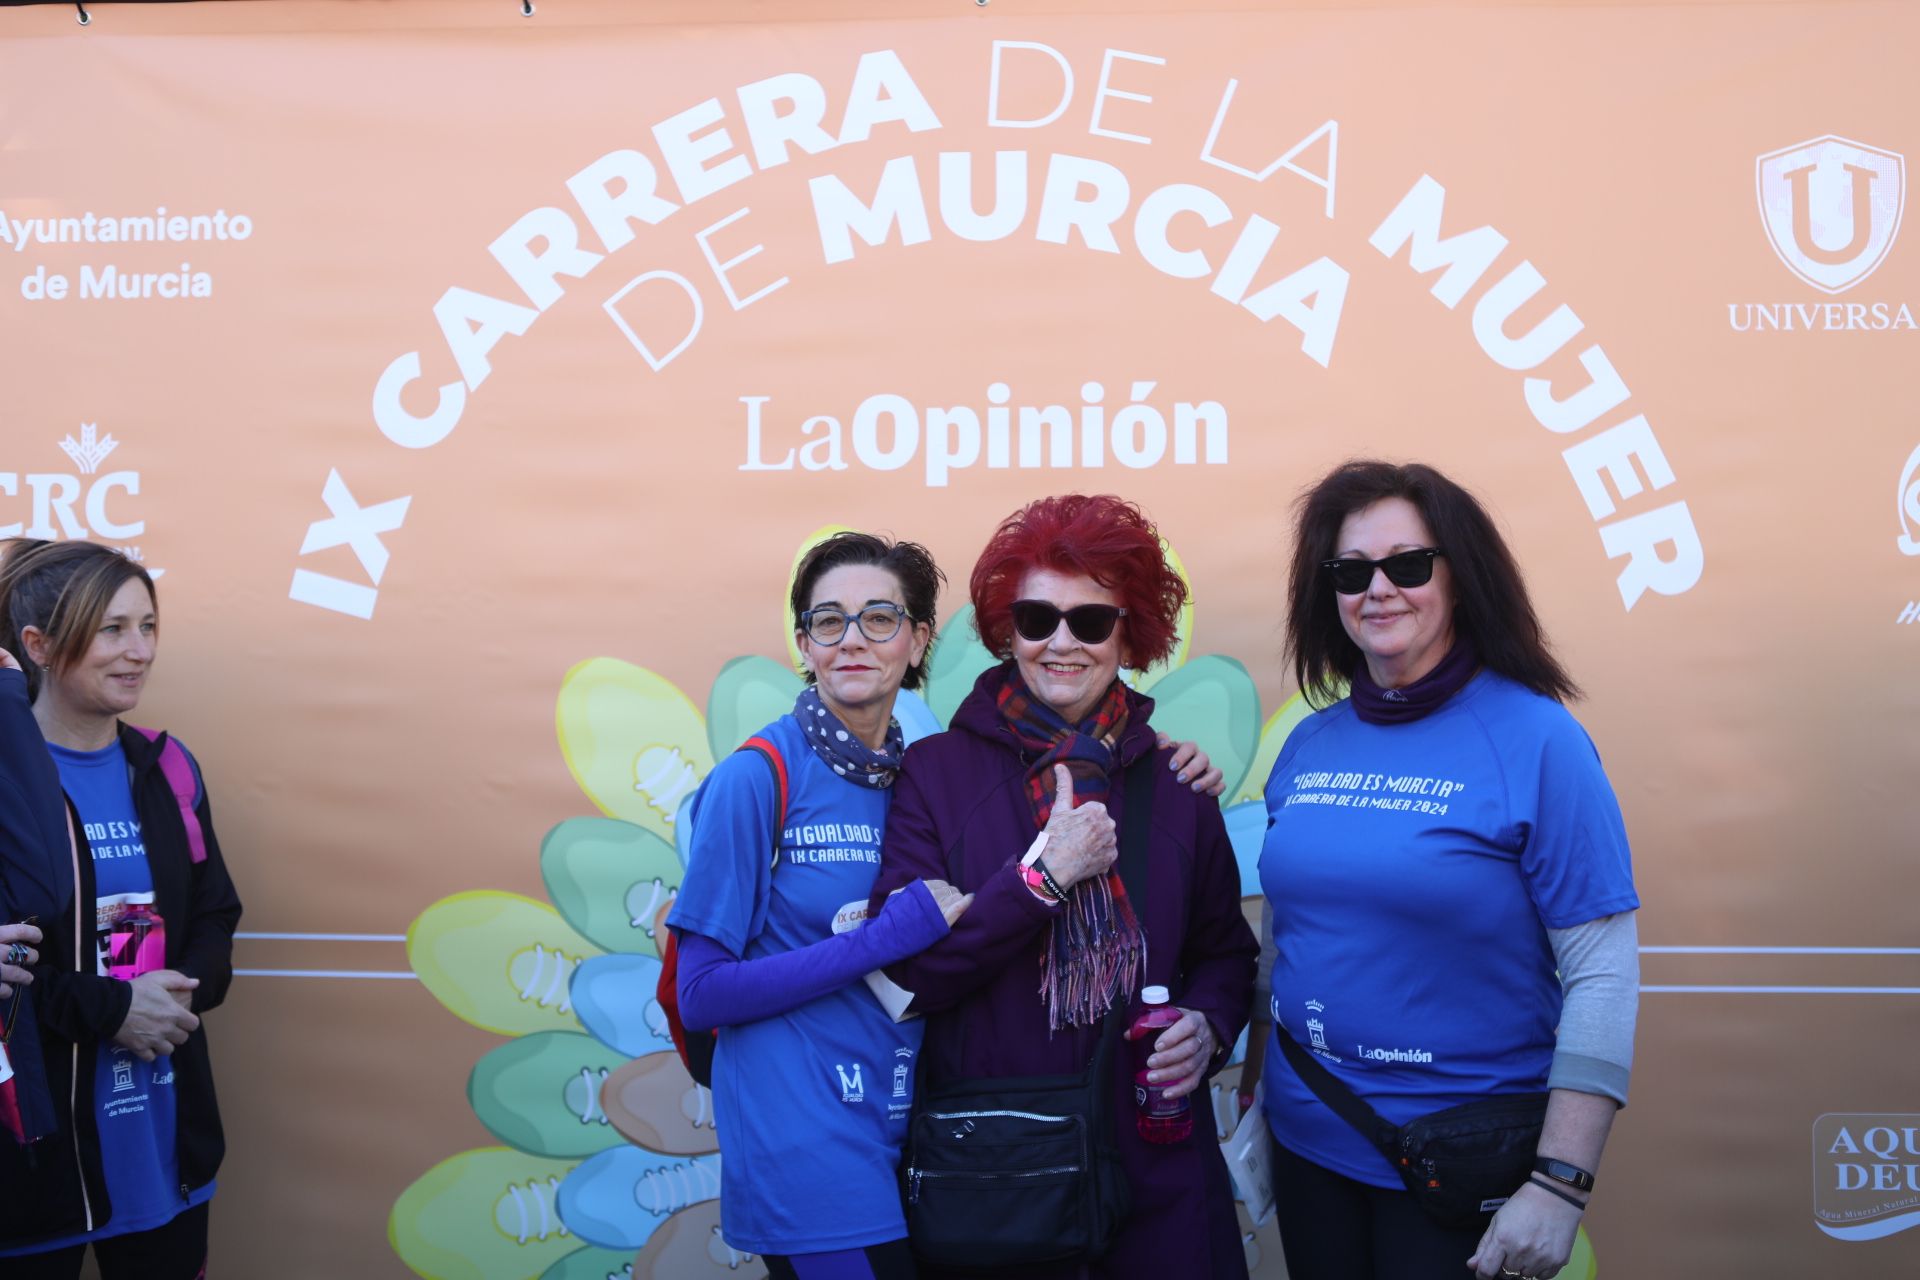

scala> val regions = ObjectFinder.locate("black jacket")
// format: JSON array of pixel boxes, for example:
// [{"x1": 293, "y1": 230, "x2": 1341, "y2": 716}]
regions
[
  {"x1": 0, "y1": 720, "x2": 243, "y2": 1246},
  {"x1": 0, "y1": 668, "x2": 68, "y2": 1145}
]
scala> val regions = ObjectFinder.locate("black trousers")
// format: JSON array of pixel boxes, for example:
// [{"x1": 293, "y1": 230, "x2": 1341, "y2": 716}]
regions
[
  {"x1": 1270, "y1": 1139, "x2": 1490, "y2": 1280},
  {"x1": 6, "y1": 1200, "x2": 209, "y2": 1280}
]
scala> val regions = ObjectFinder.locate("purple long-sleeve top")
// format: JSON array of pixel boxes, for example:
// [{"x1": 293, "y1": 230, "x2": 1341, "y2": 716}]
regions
[{"x1": 869, "y1": 665, "x2": 1258, "y2": 1280}]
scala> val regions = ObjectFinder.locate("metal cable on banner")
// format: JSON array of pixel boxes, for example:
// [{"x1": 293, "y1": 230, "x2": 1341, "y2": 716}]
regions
[
  {"x1": 521, "y1": 0, "x2": 534, "y2": 15},
  {"x1": 74, "y1": 2, "x2": 89, "y2": 25}
]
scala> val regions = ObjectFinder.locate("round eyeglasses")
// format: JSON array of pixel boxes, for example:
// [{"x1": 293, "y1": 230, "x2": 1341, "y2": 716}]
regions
[{"x1": 800, "y1": 602, "x2": 909, "y2": 646}]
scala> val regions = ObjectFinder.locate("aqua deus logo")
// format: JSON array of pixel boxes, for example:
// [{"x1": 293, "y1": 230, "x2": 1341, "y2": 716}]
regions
[
  {"x1": 1812, "y1": 1114, "x2": 1920, "y2": 1240},
  {"x1": 1731, "y1": 135, "x2": 1916, "y2": 332}
]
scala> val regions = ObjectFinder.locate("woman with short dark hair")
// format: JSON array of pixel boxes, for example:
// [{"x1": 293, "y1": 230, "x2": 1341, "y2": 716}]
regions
[
  {"x1": 669, "y1": 531, "x2": 969, "y2": 1280},
  {"x1": 1259, "y1": 461, "x2": 1640, "y2": 1280},
  {"x1": 872, "y1": 494, "x2": 1257, "y2": 1279},
  {"x1": 0, "y1": 539, "x2": 242, "y2": 1280}
]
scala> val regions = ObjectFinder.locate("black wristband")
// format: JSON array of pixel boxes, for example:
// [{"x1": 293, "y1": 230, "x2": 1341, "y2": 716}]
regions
[
  {"x1": 1034, "y1": 857, "x2": 1068, "y2": 901},
  {"x1": 1528, "y1": 1174, "x2": 1588, "y2": 1211},
  {"x1": 1533, "y1": 1156, "x2": 1596, "y2": 1192}
]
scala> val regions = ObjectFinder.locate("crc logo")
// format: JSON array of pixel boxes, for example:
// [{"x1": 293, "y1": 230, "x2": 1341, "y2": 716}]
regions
[
  {"x1": 1757, "y1": 136, "x2": 1905, "y2": 294},
  {"x1": 1, "y1": 426, "x2": 153, "y2": 568},
  {"x1": 1812, "y1": 1113, "x2": 1920, "y2": 1241}
]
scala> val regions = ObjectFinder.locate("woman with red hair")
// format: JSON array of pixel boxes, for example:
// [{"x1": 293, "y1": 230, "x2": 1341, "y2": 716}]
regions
[{"x1": 871, "y1": 494, "x2": 1256, "y2": 1279}]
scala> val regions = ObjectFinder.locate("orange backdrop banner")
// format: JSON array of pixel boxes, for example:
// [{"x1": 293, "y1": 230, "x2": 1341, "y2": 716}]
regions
[{"x1": 2, "y1": 1, "x2": 1917, "y2": 1276}]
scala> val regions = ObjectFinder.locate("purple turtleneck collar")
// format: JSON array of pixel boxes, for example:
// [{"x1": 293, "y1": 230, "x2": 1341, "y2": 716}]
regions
[{"x1": 1349, "y1": 639, "x2": 1479, "y2": 725}]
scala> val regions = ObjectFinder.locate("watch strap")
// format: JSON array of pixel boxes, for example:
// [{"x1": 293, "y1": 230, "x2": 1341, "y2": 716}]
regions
[{"x1": 1533, "y1": 1156, "x2": 1596, "y2": 1192}]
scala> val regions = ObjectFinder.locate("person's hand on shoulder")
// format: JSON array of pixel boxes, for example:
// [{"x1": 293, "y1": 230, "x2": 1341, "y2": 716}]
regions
[{"x1": 1158, "y1": 732, "x2": 1226, "y2": 796}]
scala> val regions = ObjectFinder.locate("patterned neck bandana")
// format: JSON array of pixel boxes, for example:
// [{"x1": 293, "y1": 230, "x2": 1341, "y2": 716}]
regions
[
  {"x1": 1348, "y1": 638, "x2": 1480, "y2": 725},
  {"x1": 995, "y1": 665, "x2": 1147, "y2": 1032},
  {"x1": 794, "y1": 686, "x2": 906, "y2": 789}
]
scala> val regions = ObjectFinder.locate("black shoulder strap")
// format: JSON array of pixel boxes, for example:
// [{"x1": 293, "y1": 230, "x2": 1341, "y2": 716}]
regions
[
  {"x1": 1276, "y1": 1021, "x2": 1403, "y2": 1163},
  {"x1": 1086, "y1": 762, "x2": 1156, "y2": 1075}
]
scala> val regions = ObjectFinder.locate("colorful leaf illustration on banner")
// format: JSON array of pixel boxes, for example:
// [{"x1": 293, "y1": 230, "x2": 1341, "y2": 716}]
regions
[
  {"x1": 408, "y1": 893, "x2": 597, "y2": 1037},
  {"x1": 539, "y1": 1247, "x2": 637, "y2": 1280},
  {"x1": 599, "y1": 1050, "x2": 721, "y2": 1156},
  {"x1": 706, "y1": 655, "x2": 805, "y2": 762},
  {"x1": 630, "y1": 1199, "x2": 762, "y2": 1277},
  {"x1": 468, "y1": 1031, "x2": 631, "y2": 1160},
  {"x1": 922, "y1": 602, "x2": 996, "y2": 726},
  {"x1": 1232, "y1": 690, "x2": 1318, "y2": 807},
  {"x1": 569, "y1": 952, "x2": 675, "y2": 1058},
  {"x1": 390, "y1": 1147, "x2": 582, "y2": 1280},
  {"x1": 539, "y1": 818, "x2": 682, "y2": 959},
  {"x1": 557, "y1": 658, "x2": 714, "y2": 842},
  {"x1": 1127, "y1": 539, "x2": 1195, "y2": 691},
  {"x1": 556, "y1": 1147, "x2": 724, "y2": 1251},
  {"x1": 1142, "y1": 654, "x2": 1262, "y2": 799}
]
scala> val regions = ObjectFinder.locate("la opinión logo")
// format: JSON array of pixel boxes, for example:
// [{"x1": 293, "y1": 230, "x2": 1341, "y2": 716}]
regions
[{"x1": 1812, "y1": 1113, "x2": 1920, "y2": 1241}]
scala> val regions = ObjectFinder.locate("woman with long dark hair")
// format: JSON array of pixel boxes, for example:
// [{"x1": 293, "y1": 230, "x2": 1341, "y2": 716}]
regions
[{"x1": 1260, "y1": 462, "x2": 1639, "y2": 1280}]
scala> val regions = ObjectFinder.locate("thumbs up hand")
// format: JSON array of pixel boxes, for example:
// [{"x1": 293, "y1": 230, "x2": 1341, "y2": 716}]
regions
[{"x1": 1037, "y1": 764, "x2": 1118, "y2": 893}]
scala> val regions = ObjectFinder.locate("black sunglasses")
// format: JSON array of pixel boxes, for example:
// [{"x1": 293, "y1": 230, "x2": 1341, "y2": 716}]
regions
[
  {"x1": 1010, "y1": 600, "x2": 1128, "y2": 645},
  {"x1": 1321, "y1": 548, "x2": 1444, "y2": 595}
]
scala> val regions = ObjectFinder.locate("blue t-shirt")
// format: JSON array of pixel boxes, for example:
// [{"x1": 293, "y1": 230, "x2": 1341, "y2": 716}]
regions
[
  {"x1": 0, "y1": 739, "x2": 214, "y2": 1255},
  {"x1": 667, "y1": 715, "x2": 923, "y2": 1254},
  {"x1": 1257, "y1": 673, "x2": 1639, "y2": 1188}
]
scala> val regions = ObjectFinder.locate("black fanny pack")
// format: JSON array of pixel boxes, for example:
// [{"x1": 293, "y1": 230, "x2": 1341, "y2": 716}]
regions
[
  {"x1": 1278, "y1": 1030, "x2": 1546, "y2": 1227},
  {"x1": 901, "y1": 764, "x2": 1153, "y2": 1269},
  {"x1": 904, "y1": 1052, "x2": 1132, "y2": 1269}
]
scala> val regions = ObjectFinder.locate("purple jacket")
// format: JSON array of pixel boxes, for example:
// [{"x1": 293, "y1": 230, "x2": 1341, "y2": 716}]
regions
[{"x1": 871, "y1": 665, "x2": 1257, "y2": 1279}]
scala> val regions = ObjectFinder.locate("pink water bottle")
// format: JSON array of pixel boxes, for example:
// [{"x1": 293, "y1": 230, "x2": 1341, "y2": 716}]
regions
[
  {"x1": 108, "y1": 905, "x2": 166, "y2": 980},
  {"x1": 1130, "y1": 985, "x2": 1192, "y2": 1144}
]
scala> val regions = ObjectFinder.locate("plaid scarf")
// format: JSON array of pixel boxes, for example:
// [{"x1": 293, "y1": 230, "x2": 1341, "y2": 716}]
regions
[
  {"x1": 996, "y1": 667, "x2": 1147, "y2": 1031},
  {"x1": 795, "y1": 686, "x2": 906, "y2": 789}
]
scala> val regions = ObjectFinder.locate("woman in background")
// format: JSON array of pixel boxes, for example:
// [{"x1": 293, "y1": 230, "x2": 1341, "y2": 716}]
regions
[{"x1": 0, "y1": 540, "x2": 242, "y2": 1280}]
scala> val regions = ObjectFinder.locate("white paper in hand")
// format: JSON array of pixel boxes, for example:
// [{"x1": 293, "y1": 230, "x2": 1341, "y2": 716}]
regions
[{"x1": 832, "y1": 898, "x2": 919, "y2": 1022}]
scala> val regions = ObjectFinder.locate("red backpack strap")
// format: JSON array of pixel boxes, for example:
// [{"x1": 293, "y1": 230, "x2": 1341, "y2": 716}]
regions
[
  {"x1": 735, "y1": 735, "x2": 789, "y2": 867},
  {"x1": 130, "y1": 726, "x2": 208, "y2": 865},
  {"x1": 657, "y1": 734, "x2": 791, "y2": 1088}
]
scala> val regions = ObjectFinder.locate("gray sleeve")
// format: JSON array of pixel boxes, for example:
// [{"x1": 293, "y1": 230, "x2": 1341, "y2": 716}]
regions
[
  {"x1": 1546, "y1": 910, "x2": 1640, "y2": 1105},
  {"x1": 1251, "y1": 897, "x2": 1275, "y2": 1020}
]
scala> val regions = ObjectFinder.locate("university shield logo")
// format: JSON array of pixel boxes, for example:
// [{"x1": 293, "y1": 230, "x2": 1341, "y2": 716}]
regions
[{"x1": 1757, "y1": 136, "x2": 1906, "y2": 293}]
